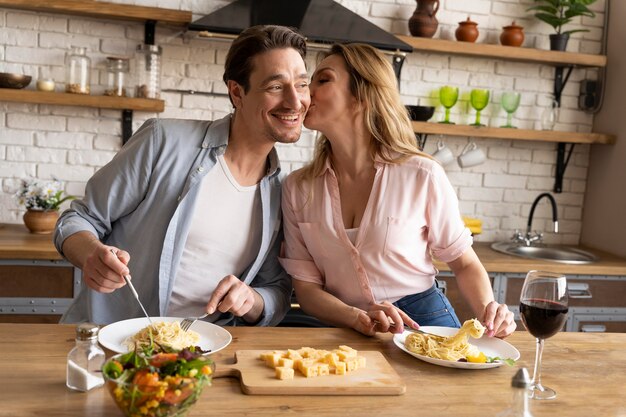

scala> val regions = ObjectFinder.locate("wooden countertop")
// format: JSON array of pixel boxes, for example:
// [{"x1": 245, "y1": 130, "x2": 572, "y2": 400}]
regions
[
  {"x1": 0, "y1": 223, "x2": 61, "y2": 260},
  {"x1": 434, "y1": 242, "x2": 626, "y2": 276},
  {"x1": 1, "y1": 223, "x2": 626, "y2": 274},
  {"x1": 0, "y1": 324, "x2": 624, "y2": 417}
]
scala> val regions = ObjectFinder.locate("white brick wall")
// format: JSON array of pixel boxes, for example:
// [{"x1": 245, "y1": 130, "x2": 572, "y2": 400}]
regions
[{"x1": 0, "y1": 0, "x2": 607, "y2": 245}]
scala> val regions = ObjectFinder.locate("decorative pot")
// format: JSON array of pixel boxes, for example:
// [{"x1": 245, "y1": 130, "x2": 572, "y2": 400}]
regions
[
  {"x1": 455, "y1": 17, "x2": 479, "y2": 43},
  {"x1": 408, "y1": 0, "x2": 440, "y2": 38},
  {"x1": 549, "y1": 33, "x2": 570, "y2": 51},
  {"x1": 500, "y1": 21, "x2": 524, "y2": 47},
  {"x1": 23, "y1": 209, "x2": 59, "y2": 234}
]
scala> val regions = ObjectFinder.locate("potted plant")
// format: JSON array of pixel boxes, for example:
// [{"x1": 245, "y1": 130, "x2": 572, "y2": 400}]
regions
[
  {"x1": 527, "y1": 0, "x2": 597, "y2": 51},
  {"x1": 14, "y1": 178, "x2": 75, "y2": 234}
]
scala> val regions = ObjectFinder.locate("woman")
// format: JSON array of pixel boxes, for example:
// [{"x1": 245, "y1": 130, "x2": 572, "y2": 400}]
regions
[{"x1": 279, "y1": 43, "x2": 515, "y2": 338}]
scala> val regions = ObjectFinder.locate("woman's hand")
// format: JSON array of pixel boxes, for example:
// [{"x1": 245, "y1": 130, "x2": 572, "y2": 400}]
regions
[
  {"x1": 481, "y1": 301, "x2": 516, "y2": 338},
  {"x1": 352, "y1": 301, "x2": 419, "y2": 336}
]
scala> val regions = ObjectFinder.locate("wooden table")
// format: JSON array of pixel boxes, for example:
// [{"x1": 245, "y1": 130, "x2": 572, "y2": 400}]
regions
[{"x1": 0, "y1": 325, "x2": 624, "y2": 417}]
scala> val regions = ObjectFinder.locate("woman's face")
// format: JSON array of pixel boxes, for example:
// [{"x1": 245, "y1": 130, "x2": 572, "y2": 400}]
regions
[{"x1": 304, "y1": 54, "x2": 359, "y2": 134}]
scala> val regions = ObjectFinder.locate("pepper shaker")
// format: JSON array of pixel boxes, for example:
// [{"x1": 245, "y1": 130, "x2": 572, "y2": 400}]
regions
[{"x1": 497, "y1": 367, "x2": 533, "y2": 417}]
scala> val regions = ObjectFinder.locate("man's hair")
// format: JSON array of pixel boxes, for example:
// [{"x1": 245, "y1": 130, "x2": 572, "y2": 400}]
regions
[{"x1": 223, "y1": 25, "x2": 307, "y2": 95}]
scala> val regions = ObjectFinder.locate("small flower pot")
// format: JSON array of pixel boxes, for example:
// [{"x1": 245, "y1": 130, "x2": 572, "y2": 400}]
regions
[
  {"x1": 549, "y1": 33, "x2": 570, "y2": 51},
  {"x1": 23, "y1": 209, "x2": 59, "y2": 234}
]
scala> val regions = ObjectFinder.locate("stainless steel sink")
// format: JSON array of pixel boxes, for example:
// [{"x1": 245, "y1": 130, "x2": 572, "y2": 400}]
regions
[{"x1": 491, "y1": 241, "x2": 598, "y2": 264}]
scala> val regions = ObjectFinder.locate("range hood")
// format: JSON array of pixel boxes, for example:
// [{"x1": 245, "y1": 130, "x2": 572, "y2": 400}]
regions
[{"x1": 188, "y1": 0, "x2": 412, "y2": 53}]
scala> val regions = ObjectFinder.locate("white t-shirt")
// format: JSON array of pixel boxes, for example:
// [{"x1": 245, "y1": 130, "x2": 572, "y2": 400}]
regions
[{"x1": 167, "y1": 155, "x2": 262, "y2": 317}]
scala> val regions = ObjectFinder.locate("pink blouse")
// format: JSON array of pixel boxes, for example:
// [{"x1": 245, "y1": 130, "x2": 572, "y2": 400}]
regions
[{"x1": 279, "y1": 155, "x2": 472, "y2": 311}]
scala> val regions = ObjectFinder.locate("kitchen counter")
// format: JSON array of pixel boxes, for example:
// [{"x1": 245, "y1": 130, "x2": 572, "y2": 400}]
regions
[
  {"x1": 0, "y1": 324, "x2": 623, "y2": 417},
  {"x1": 437, "y1": 242, "x2": 626, "y2": 275},
  {"x1": 1, "y1": 223, "x2": 626, "y2": 274},
  {"x1": 0, "y1": 223, "x2": 61, "y2": 260}
]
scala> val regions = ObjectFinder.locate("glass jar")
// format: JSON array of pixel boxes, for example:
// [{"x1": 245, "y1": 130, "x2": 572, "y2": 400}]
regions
[
  {"x1": 105, "y1": 57, "x2": 130, "y2": 97},
  {"x1": 66, "y1": 323, "x2": 105, "y2": 392},
  {"x1": 135, "y1": 44, "x2": 162, "y2": 99},
  {"x1": 541, "y1": 98, "x2": 560, "y2": 130},
  {"x1": 65, "y1": 46, "x2": 91, "y2": 94}
]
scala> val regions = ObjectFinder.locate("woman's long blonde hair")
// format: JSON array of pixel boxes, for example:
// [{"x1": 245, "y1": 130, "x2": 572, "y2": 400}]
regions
[{"x1": 296, "y1": 43, "x2": 430, "y2": 184}]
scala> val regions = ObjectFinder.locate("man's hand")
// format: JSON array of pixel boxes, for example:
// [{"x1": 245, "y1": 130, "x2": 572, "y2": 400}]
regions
[
  {"x1": 205, "y1": 275, "x2": 264, "y2": 323},
  {"x1": 82, "y1": 243, "x2": 130, "y2": 293}
]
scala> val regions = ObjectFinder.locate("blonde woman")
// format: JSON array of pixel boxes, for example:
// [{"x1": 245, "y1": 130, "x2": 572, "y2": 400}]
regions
[{"x1": 279, "y1": 43, "x2": 515, "y2": 337}]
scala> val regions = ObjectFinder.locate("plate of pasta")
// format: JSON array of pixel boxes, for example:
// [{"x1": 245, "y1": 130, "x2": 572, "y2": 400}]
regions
[
  {"x1": 98, "y1": 316, "x2": 232, "y2": 354},
  {"x1": 393, "y1": 321, "x2": 519, "y2": 369}
]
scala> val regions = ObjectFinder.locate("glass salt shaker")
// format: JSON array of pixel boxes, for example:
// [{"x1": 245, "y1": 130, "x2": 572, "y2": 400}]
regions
[
  {"x1": 496, "y1": 367, "x2": 533, "y2": 417},
  {"x1": 105, "y1": 57, "x2": 130, "y2": 97},
  {"x1": 66, "y1": 323, "x2": 105, "y2": 392},
  {"x1": 135, "y1": 44, "x2": 162, "y2": 99},
  {"x1": 65, "y1": 46, "x2": 91, "y2": 94}
]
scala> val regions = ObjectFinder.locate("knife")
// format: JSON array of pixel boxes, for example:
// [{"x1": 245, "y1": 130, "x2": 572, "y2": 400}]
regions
[{"x1": 110, "y1": 249, "x2": 153, "y2": 324}]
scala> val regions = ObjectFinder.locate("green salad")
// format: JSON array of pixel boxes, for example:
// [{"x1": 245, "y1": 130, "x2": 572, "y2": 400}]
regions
[{"x1": 102, "y1": 347, "x2": 213, "y2": 417}]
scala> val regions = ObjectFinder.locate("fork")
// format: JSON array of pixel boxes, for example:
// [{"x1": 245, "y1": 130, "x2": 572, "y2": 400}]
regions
[{"x1": 180, "y1": 312, "x2": 209, "y2": 332}]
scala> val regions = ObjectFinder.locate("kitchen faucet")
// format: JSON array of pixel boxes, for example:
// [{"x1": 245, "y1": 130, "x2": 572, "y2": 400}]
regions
[{"x1": 512, "y1": 192, "x2": 559, "y2": 246}]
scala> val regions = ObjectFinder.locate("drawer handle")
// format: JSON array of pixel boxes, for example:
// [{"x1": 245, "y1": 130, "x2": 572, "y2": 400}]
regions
[
  {"x1": 580, "y1": 324, "x2": 606, "y2": 333},
  {"x1": 568, "y1": 283, "x2": 592, "y2": 299}
]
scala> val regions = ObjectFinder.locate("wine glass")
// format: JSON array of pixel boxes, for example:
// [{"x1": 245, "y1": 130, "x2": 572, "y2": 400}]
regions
[
  {"x1": 519, "y1": 270, "x2": 568, "y2": 400},
  {"x1": 439, "y1": 86, "x2": 459, "y2": 124},
  {"x1": 500, "y1": 91, "x2": 521, "y2": 128},
  {"x1": 469, "y1": 89, "x2": 490, "y2": 126}
]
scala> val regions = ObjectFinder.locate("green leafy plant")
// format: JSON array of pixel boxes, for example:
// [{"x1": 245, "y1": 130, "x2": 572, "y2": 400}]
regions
[{"x1": 527, "y1": 0, "x2": 597, "y2": 35}]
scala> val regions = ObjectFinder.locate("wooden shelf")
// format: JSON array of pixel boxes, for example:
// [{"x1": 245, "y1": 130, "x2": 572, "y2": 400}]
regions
[
  {"x1": 0, "y1": 89, "x2": 164, "y2": 112},
  {"x1": 396, "y1": 35, "x2": 607, "y2": 68},
  {"x1": 0, "y1": 0, "x2": 192, "y2": 25},
  {"x1": 411, "y1": 121, "x2": 616, "y2": 145}
]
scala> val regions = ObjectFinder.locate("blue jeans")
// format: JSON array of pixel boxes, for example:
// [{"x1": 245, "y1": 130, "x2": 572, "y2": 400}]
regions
[{"x1": 393, "y1": 283, "x2": 461, "y2": 328}]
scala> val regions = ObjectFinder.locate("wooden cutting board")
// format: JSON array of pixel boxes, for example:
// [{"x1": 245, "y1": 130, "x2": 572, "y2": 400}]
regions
[{"x1": 212, "y1": 350, "x2": 405, "y2": 395}]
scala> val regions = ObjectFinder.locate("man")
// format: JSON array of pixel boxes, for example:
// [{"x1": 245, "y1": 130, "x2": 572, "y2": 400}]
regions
[{"x1": 54, "y1": 25, "x2": 311, "y2": 326}]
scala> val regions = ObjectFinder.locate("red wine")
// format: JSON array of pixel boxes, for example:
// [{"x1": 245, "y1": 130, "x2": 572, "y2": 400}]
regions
[{"x1": 520, "y1": 299, "x2": 568, "y2": 339}]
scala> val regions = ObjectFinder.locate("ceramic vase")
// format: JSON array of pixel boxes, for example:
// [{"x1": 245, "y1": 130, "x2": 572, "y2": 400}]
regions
[
  {"x1": 408, "y1": 0, "x2": 440, "y2": 38},
  {"x1": 23, "y1": 209, "x2": 59, "y2": 234},
  {"x1": 455, "y1": 17, "x2": 479, "y2": 43},
  {"x1": 500, "y1": 21, "x2": 525, "y2": 47}
]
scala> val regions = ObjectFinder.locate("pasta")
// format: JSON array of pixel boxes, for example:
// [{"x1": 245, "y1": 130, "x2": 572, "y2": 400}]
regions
[
  {"x1": 404, "y1": 319, "x2": 486, "y2": 361},
  {"x1": 125, "y1": 321, "x2": 201, "y2": 352}
]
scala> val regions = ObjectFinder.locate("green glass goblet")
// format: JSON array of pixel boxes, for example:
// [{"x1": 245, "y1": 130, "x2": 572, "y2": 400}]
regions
[
  {"x1": 501, "y1": 91, "x2": 521, "y2": 128},
  {"x1": 439, "y1": 86, "x2": 459, "y2": 124},
  {"x1": 470, "y1": 89, "x2": 490, "y2": 126}
]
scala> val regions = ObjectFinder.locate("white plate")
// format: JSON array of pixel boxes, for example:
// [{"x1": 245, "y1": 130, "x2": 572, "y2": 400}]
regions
[
  {"x1": 393, "y1": 326, "x2": 520, "y2": 370},
  {"x1": 98, "y1": 317, "x2": 232, "y2": 354}
]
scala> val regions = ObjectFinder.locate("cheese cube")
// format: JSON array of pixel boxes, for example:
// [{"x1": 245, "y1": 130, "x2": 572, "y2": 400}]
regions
[
  {"x1": 278, "y1": 358, "x2": 294, "y2": 369},
  {"x1": 300, "y1": 364, "x2": 319, "y2": 378},
  {"x1": 338, "y1": 345, "x2": 357, "y2": 358},
  {"x1": 286, "y1": 349, "x2": 302, "y2": 360},
  {"x1": 265, "y1": 353, "x2": 283, "y2": 368},
  {"x1": 345, "y1": 358, "x2": 358, "y2": 372},
  {"x1": 275, "y1": 367, "x2": 294, "y2": 380},
  {"x1": 335, "y1": 361, "x2": 347, "y2": 375},
  {"x1": 317, "y1": 363, "x2": 330, "y2": 376},
  {"x1": 296, "y1": 358, "x2": 316, "y2": 372},
  {"x1": 323, "y1": 352, "x2": 340, "y2": 367}
]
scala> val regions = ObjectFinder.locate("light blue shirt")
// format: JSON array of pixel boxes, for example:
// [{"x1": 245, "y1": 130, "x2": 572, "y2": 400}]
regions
[{"x1": 54, "y1": 115, "x2": 292, "y2": 326}]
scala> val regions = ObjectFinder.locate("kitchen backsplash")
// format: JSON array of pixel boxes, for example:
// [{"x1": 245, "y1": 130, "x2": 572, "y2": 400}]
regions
[{"x1": 0, "y1": 0, "x2": 606, "y2": 245}]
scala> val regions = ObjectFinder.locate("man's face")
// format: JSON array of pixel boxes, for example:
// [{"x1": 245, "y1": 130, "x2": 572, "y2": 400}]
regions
[{"x1": 230, "y1": 48, "x2": 310, "y2": 144}]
